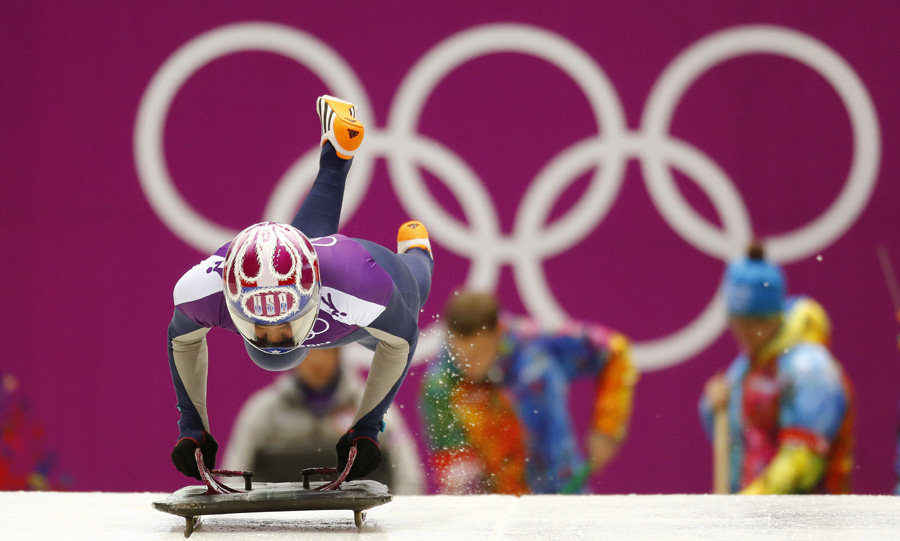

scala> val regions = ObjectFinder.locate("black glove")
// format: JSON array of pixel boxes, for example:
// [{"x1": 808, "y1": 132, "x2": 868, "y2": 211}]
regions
[
  {"x1": 171, "y1": 432, "x2": 218, "y2": 480},
  {"x1": 336, "y1": 432, "x2": 382, "y2": 481}
]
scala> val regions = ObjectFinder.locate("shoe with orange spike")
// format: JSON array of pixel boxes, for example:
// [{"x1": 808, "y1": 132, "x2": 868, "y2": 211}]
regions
[
  {"x1": 316, "y1": 95, "x2": 364, "y2": 159},
  {"x1": 397, "y1": 221, "x2": 432, "y2": 258}
]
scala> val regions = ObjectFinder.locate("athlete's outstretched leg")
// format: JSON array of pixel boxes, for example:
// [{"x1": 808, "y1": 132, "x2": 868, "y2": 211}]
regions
[
  {"x1": 291, "y1": 96, "x2": 364, "y2": 238},
  {"x1": 291, "y1": 143, "x2": 351, "y2": 238},
  {"x1": 397, "y1": 221, "x2": 434, "y2": 308}
]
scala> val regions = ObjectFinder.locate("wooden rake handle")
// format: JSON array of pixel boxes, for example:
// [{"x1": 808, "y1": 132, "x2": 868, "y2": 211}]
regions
[{"x1": 713, "y1": 407, "x2": 730, "y2": 494}]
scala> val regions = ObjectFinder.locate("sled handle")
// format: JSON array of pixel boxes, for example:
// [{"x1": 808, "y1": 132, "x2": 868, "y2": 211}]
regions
[
  {"x1": 301, "y1": 446, "x2": 357, "y2": 491},
  {"x1": 195, "y1": 448, "x2": 254, "y2": 493},
  {"x1": 211, "y1": 468, "x2": 254, "y2": 491}
]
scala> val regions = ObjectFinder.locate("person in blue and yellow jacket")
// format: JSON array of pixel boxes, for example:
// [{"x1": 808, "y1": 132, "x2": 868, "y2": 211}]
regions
[
  {"x1": 421, "y1": 291, "x2": 637, "y2": 494},
  {"x1": 700, "y1": 243, "x2": 854, "y2": 494},
  {"x1": 895, "y1": 397, "x2": 900, "y2": 495}
]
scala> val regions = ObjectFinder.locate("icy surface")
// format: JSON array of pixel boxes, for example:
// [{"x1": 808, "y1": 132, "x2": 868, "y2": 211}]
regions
[{"x1": 2, "y1": 492, "x2": 900, "y2": 540}]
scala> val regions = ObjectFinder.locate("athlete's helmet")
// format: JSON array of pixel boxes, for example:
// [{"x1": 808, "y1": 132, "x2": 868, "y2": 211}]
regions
[{"x1": 223, "y1": 222, "x2": 320, "y2": 355}]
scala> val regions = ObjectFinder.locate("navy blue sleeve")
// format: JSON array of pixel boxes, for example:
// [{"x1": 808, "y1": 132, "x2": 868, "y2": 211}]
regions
[
  {"x1": 167, "y1": 308, "x2": 207, "y2": 442},
  {"x1": 350, "y1": 284, "x2": 421, "y2": 440}
]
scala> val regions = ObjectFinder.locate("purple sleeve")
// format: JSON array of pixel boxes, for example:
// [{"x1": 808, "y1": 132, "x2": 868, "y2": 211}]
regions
[{"x1": 172, "y1": 248, "x2": 237, "y2": 333}]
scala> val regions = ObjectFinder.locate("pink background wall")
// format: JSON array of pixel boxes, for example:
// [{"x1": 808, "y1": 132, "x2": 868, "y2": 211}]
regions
[{"x1": 2, "y1": 1, "x2": 898, "y2": 494}]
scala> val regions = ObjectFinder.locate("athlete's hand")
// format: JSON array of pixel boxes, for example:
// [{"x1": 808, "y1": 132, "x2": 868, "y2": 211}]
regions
[
  {"x1": 704, "y1": 373, "x2": 731, "y2": 411},
  {"x1": 336, "y1": 432, "x2": 382, "y2": 481},
  {"x1": 171, "y1": 432, "x2": 218, "y2": 480}
]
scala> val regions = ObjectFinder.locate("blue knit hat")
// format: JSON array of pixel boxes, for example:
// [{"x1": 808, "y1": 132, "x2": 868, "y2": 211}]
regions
[{"x1": 723, "y1": 245, "x2": 785, "y2": 317}]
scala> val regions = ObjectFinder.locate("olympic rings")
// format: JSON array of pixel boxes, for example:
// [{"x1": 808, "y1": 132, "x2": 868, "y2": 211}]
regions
[{"x1": 134, "y1": 22, "x2": 881, "y2": 371}]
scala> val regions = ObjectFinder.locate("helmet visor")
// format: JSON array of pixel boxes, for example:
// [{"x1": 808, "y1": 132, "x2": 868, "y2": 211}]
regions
[{"x1": 230, "y1": 304, "x2": 318, "y2": 353}]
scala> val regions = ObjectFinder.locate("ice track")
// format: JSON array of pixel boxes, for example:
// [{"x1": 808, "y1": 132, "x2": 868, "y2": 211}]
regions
[{"x1": 2, "y1": 492, "x2": 899, "y2": 540}]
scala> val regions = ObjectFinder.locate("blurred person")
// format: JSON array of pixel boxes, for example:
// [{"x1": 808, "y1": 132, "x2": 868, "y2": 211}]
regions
[
  {"x1": 894, "y1": 315, "x2": 900, "y2": 495},
  {"x1": 421, "y1": 291, "x2": 637, "y2": 494},
  {"x1": 223, "y1": 347, "x2": 424, "y2": 494},
  {"x1": 877, "y1": 247, "x2": 900, "y2": 495},
  {"x1": 700, "y1": 243, "x2": 854, "y2": 494},
  {"x1": 896, "y1": 398, "x2": 900, "y2": 495},
  {"x1": 0, "y1": 374, "x2": 69, "y2": 490},
  {"x1": 166, "y1": 96, "x2": 433, "y2": 484},
  {"x1": 894, "y1": 311, "x2": 900, "y2": 495}
]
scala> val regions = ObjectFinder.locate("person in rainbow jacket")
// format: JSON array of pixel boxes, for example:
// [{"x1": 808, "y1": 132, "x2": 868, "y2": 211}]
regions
[
  {"x1": 421, "y1": 291, "x2": 637, "y2": 494},
  {"x1": 700, "y1": 243, "x2": 854, "y2": 494}
]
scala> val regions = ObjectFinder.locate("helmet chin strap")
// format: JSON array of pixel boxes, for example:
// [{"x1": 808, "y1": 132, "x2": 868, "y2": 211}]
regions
[{"x1": 243, "y1": 339, "x2": 309, "y2": 371}]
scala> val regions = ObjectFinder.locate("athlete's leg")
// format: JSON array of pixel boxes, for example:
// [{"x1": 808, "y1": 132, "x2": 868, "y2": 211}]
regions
[
  {"x1": 396, "y1": 220, "x2": 434, "y2": 308},
  {"x1": 397, "y1": 248, "x2": 433, "y2": 309},
  {"x1": 291, "y1": 142, "x2": 351, "y2": 238},
  {"x1": 355, "y1": 240, "x2": 431, "y2": 320},
  {"x1": 291, "y1": 96, "x2": 364, "y2": 238}
]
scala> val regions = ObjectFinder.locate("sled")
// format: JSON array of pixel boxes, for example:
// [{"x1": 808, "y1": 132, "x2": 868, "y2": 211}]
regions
[{"x1": 152, "y1": 447, "x2": 392, "y2": 537}]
